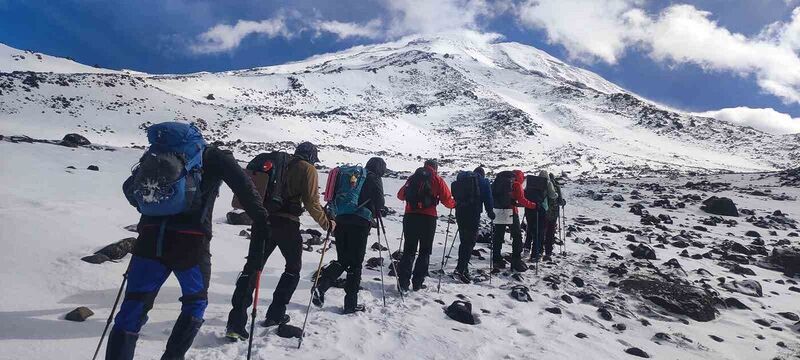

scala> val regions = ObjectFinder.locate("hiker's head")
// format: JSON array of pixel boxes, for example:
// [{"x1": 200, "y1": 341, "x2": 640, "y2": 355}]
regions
[
  {"x1": 366, "y1": 157, "x2": 387, "y2": 177},
  {"x1": 424, "y1": 159, "x2": 439, "y2": 172},
  {"x1": 295, "y1": 142, "x2": 320, "y2": 163},
  {"x1": 473, "y1": 166, "x2": 485, "y2": 178},
  {"x1": 538, "y1": 170, "x2": 549, "y2": 178}
]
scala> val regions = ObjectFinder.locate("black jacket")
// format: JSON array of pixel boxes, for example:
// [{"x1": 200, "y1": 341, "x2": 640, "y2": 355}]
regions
[
  {"x1": 336, "y1": 158, "x2": 386, "y2": 227},
  {"x1": 129, "y1": 146, "x2": 270, "y2": 240}
]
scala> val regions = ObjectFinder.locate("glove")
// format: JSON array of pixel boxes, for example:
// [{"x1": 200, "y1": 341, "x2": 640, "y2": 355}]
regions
[
  {"x1": 380, "y1": 206, "x2": 389, "y2": 217},
  {"x1": 488, "y1": 210, "x2": 496, "y2": 220},
  {"x1": 559, "y1": 198, "x2": 566, "y2": 206}
]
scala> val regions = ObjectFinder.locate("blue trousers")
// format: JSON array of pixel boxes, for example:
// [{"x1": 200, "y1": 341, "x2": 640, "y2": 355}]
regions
[{"x1": 112, "y1": 255, "x2": 209, "y2": 333}]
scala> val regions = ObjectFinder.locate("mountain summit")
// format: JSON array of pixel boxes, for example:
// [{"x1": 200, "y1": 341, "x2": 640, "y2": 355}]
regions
[{"x1": 1, "y1": 32, "x2": 797, "y2": 176}]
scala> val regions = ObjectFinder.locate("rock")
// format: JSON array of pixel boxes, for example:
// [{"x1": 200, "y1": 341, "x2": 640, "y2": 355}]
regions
[
  {"x1": 754, "y1": 319, "x2": 772, "y2": 327},
  {"x1": 778, "y1": 312, "x2": 799, "y2": 321},
  {"x1": 624, "y1": 347, "x2": 650, "y2": 358},
  {"x1": 728, "y1": 241, "x2": 752, "y2": 255},
  {"x1": 744, "y1": 230, "x2": 761, "y2": 238},
  {"x1": 597, "y1": 307, "x2": 613, "y2": 321},
  {"x1": 575, "y1": 332, "x2": 588, "y2": 339},
  {"x1": 371, "y1": 242, "x2": 389, "y2": 251},
  {"x1": 226, "y1": 210, "x2": 252, "y2": 225},
  {"x1": 81, "y1": 253, "x2": 111, "y2": 264},
  {"x1": 692, "y1": 226, "x2": 708, "y2": 232},
  {"x1": 759, "y1": 247, "x2": 800, "y2": 277},
  {"x1": 708, "y1": 335, "x2": 724, "y2": 342},
  {"x1": 561, "y1": 294, "x2": 574, "y2": 304},
  {"x1": 61, "y1": 133, "x2": 90, "y2": 147},
  {"x1": 724, "y1": 297, "x2": 750, "y2": 310},
  {"x1": 620, "y1": 276, "x2": 718, "y2": 322},
  {"x1": 571, "y1": 276, "x2": 585, "y2": 288},
  {"x1": 205, "y1": 93, "x2": 215, "y2": 100},
  {"x1": 65, "y1": 307, "x2": 94, "y2": 322},
  {"x1": 602, "y1": 225, "x2": 623, "y2": 233},
  {"x1": 87, "y1": 165, "x2": 99, "y2": 171},
  {"x1": 276, "y1": 324, "x2": 303, "y2": 338},
  {"x1": 544, "y1": 307, "x2": 562, "y2": 314},
  {"x1": 613, "y1": 194, "x2": 625, "y2": 202},
  {"x1": 613, "y1": 323, "x2": 627, "y2": 331},
  {"x1": 631, "y1": 244, "x2": 657, "y2": 260},
  {"x1": 124, "y1": 224, "x2": 138, "y2": 232},
  {"x1": 730, "y1": 264, "x2": 756, "y2": 276},
  {"x1": 444, "y1": 301, "x2": 477, "y2": 325},
  {"x1": 510, "y1": 285, "x2": 532, "y2": 302},
  {"x1": 701, "y1": 197, "x2": 738, "y2": 217},
  {"x1": 790, "y1": 286, "x2": 800, "y2": 293},
  {"x1": 238, "y1": 229, "x2": 251, "y2": 238},
  {"x1": 721, "y1": 279, "x2": 763, "y2": 297},
  {"x1": 83, "y1": 237, "x2": 136, "y2": 264},
  {"x1": 365, "y1": 257, "x2": 384, "y2": 268}
]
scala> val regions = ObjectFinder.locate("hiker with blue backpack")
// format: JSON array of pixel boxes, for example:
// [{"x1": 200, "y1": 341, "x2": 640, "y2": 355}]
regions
[
  {"x1": 450, "y1": 166, "x2": 494, "y2": 284},
  {"x1": 225, "y1": 142, "x2": 335, "y2": 341},
  {"x1": 396, "y1": 159, "x2": 456, "y2": 292},
  {"x1": 105, "y1": 122, "x2": 271, "y2": 360},
  {"x1": 311, "y1": 157, "x2": 387, "y2": 313},
  {"x1": 491, "y1": 170, "x2": 537, "y2": 273}
]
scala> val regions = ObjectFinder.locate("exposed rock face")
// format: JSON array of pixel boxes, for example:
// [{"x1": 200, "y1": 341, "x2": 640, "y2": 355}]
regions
[
  {"x1": 620, "y1": 276, "x2": 718, "y2": 322},
  {"x1": 701, "y1": 197, "x2": 739, "y2": 217},
  {"x1": 757, "y1": 247, "x2": 800, "y2": 277}
]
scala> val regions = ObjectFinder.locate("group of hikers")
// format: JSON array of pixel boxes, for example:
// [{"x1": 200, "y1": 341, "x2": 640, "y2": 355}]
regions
[{"x1": 100, "y1": 122, "x2": 566, "y2": 360}]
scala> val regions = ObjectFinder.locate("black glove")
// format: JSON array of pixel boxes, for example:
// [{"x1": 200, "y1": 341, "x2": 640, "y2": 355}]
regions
[
  {"x1": 559, "y1": 198, "x2": 566, "y2": 206},
  {"x1": 488, "y1": 210, "x2": 496, "y2": 220},
  {"x1": 380, "y1": 206, "x2": 389, "y2": 218}
]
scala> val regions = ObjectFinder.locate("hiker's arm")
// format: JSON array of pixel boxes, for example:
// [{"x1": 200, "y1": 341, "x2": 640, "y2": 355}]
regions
[
  {"x1": 481, "y1": 178, "x2": 494, "y2": 214},
  {"x1": 302, "y1": 165, "x2": 331, "y2": 231},
  {"x1": 513, "y1": 182, "x2": 536, "y2": 209},
  {"x1": 370, "y1": 175, "x2": 386, "y2": 213},
  {"x1": 438, "y1": 177, "x2": 456, "y2": 209},
  {"x1": 397, "y1": 181, "x2": 407, "y2": 201}
]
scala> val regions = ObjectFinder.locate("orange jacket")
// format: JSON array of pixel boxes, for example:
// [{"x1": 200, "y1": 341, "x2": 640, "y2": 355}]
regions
[
  {"x1": 512, "y1": 170, "x2": 536, "y2": 214},
  {"x1": 397, "y1": 165, "x2": 456, "y2": 217}
]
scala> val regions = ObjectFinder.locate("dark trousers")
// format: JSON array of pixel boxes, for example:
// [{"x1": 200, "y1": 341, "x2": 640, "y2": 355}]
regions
[
  {"x1": 317, "y1": 223, "x2": 370, "y2": 308},
  {"x1": 398, "y1": 213, "x2": 437, "y2": 287},
  {"x1": 455, "y1": 211, "x2": 480, "y2": 273},
  {"x1": 493, "y1": 213, "x2": 523, "y2": 261},
  {"x1": 544, "y1": 216, "x2": 557, "y2": 256},
  {"x1": 229, "y1": 216, "x2": 302, "y2": 329},
  {"x1": 524, "y1": 209, "x2": 547, "y2": 258}
]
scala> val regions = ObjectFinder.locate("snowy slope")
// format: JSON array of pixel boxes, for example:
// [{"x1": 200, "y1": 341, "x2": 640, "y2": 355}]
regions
[
  {"x1": 0, "y1": 139, "x2": 798, "y2": 360},
  {"x1": 1, "y1": 32, "x2": 797, "y2": 177}
]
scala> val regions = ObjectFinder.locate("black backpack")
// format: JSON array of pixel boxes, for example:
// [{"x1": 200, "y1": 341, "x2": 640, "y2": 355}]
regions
[
  {"x1": 232, "y1": 151, "x2": 297, "y2": 214},
  {"x1": 452, "y1": 171, "x2": 481, "y2": 209},
  {"x1": 492, "y1": 171, "x2": 515, "y2": 209},
  {"x1": 405, "y1": 167, "x2": 436, "y2": 210},
  {"x1": 525, "y1": 175, "x2": 548, "y2": 206}
]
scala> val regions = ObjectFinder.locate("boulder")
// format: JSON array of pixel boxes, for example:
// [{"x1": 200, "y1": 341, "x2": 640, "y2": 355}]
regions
[
  {"x1": 65, "y1": 307, "x2": 94, "y2": 322},
  {"x1": 509, "y1": 285, "x2": 532, "y2": 302},
  {"x1": 61, "y1": 133, "x2": 90, "y2": 147},
  {"x1": 631, "y1": 244, "x2": 657, "y2": 260},
  {"x1": 721, "y1": 279, "x2": 763, "y2": 297},
  {"x1": 444, "y1": 300, "x2": 477, "y2": 325},
  {"x1": 758, "y1": 247, "x2": 800, "y2": 277},
  {"x1": 701, "y1": 197, "x2": 738, "y2": 217},
  {"x1": 226, "y1": 210, "x2": 252, "y2": 225},
  {"x1": 620, "y1": 276, "x2": 718, "y2": 322},
  {"x1": 87, "y1": 165, "x2": 99, "y2": 171},
  {"x1": 276, "y1": 324, "x2": 303, "y2": 338}
]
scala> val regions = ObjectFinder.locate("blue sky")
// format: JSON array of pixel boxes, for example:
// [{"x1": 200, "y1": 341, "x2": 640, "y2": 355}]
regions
[{"x1": 1, "y1": 0, "x2": 799, "y2": 132}]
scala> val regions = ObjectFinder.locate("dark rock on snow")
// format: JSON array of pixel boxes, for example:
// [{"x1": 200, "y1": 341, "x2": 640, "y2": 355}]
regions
[
  {"x1": 445, "y1": 301, "x2": 478, "y2": 325},
  {"x1": 631, "y1": 244, "x2": 657, "y2": 260},
  {"x1": 620, "y1": 276, "x2": 718, "y2": 322},
  {"x1": 226, "y1": 211, "x2": 252, "y2": 225},
  {"x1": 624, "y1": 347, "x2": 650, "y2": 358},
  {"x1": 700, "y1": 197, "x2": 738, "y2": 217},
  {"x1": 61, "y1": 133, "x2": 90, "y2": 147},
  {"x1": 276, "y1": 324, "x2": 303, "y2": 338},
  {"x1": 65, "y1": 307, "x2": 94, "y2": 322}
]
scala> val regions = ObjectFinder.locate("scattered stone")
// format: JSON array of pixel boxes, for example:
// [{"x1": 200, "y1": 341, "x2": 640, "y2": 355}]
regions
[
  {"x1": 561, "y1": 294, "x2": 574, "y2": 304},
  {"x1": 571, "y1": 276, "x2": 585, "y2": 288},
  {"x1": 778, "y1": 312, "x2": 799, "y2": 321},
  {"x1": 624, "y1": 347, "x2": 650, "y2": 358},
  {"x1": 61, "y1": 133, "x2": 90, "y2": 147},
  {"x1": 631, "y1": 244, "x2": 657, "y2": 260},
  {"x1": 510, "y1": 285, "x2": 532, "y2": 302},
  {"x1": 730, "y1": 264, "x2": 756, "y2": 276},
  {"x1": 87, "y1": 165, "x2": 99, "y2": 171},
  {"x1": 724, "y1": 297, "x2": 750, "y2": 310},
  {"x1": 544, "y1": 307, "x2": 562, "y2": 314},
  {"x1": 575, "y1": 332, "x2": 588, "y2": 339},
  {"x1": 226, "y1": 210, "x2": 252, "y2": 225},
  {"x1": 597, "y1": 307, "x2": 613, "y2": 321},
  {"x1": 276, "y1": 324, "x2": 303, "y2": 338},
  {"x1": 613, "y1": 323, "x2": 627, "y2": 331},
  {"x1": 708, "y1": 335, "x2": 724, "y2": 342},
  {"x1": 722, "y1": 279, "x2": 763, "y2": 297},
  {"x1": 701, "y1": 197, "x2": 738, "y2": 217},
  {"x1": 754, "y1": 319, "x2": 772, "y2": 327},
  {"x1": 370, "y1": 242, "x2": 389, "y2": 251},
  {"x1": 620, "y1": 276, "x2": 718, "y2": 322},
  {"x1": 445, "y1": 301, "x2": 477, "y2": 325},
  {"x1": 65, "y1": 307, "x2": 94, "y2": 322},
  {"x1": 744, "y1": 230, "x2": 761, "y2": 238}
]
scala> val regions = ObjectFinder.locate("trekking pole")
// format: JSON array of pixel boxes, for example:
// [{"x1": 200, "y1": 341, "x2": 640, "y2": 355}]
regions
[
  {"x1": 436, "y1": 208, "x2": 455, "y2": 294},
  {"x1": 375, "y1": 214, "x2": 386, "y2": 307},
  {"x1": 489, "y1": 220, "x2": 494, "y2": 284},
  {"x1": 442, "y1": 228, "x2": 459, "y2": 269},
  {"x1": 378, "y1": 216, "x2": 404, "y2": 302},
  {"x1": 298, "y1": 229, "x2": 332, "y2": 349},
  {"x1": 246, "y1": 269, "x2": 262, "y2": 360},
  {"x1": 561, "y1": 205, "x2": 567, "y2": 255},
  {"x1": 92, "y1": 268, "x2": 129, "y2": 360}
]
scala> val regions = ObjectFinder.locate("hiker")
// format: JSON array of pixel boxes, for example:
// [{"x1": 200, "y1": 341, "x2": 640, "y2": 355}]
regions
[
  {"x1": 492, "y1": 170, "x2": 536, "y2": 272},
  {"x1": 544, "y1": 173, "x2": 566, "y2": 259},
  {"x1": 397, "y1": 159, "x2": 456, "y2": 291},
  {"x1": 450, "y1": 166, "x2": 494, "y2": 284},
  {"x1": 226, "y1": 142, "x2": 334, "y2": 341},
  {"x1": 524, "y1": 170, "x2": 558, "y2": 261},
  {"x1": 109, "y1": 122, "x2": 271, "y2": 360},
  {"x1": 311, "y1": 157, "x2": 387, "y2": 313}
]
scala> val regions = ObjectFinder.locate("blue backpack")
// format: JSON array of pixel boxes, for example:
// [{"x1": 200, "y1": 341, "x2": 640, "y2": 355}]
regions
[
  {"x1": 125, "y1": 122, "x2": 207, "y2": 216},
  {"x1": 329, "y1": 165, "x2": 372, "y2": 221}
]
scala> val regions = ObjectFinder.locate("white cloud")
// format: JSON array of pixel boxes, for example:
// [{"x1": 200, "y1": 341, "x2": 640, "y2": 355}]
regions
[
  {"x1": 695, "y1": 107, "x2": 800, "y2": 135},
  {"x1": 314, "y1": 19, "x2": 383, "y2": 40},
  {"x1": 384, "y1": 0, "x2": 505, "y2": 37},
  {"x1": 191, "y1": 17, "x2": 293, "y2": 54},
  {"x1": 514, "y1": 2, "x2": 800, "y2": 104}
]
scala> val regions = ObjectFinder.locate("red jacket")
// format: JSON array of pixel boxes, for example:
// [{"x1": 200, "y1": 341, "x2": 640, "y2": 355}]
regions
[
  {"x1": 512, "y1": 170, "x2": 536, "y2": 215},
  {"x1": 397, "y1": 166, "x2": 456, "y2": 217}
]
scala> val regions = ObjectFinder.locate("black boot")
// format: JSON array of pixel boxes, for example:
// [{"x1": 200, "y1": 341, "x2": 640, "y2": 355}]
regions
[
  {"x1": 161, "y1": 313, "x2": 203, "y2": 360},
  {"x1": 264, "y1": 272, "x2": 299, "y2": 325},
  {"x1": 453, "y1": 270, "x2": 471, "y2": 284},
  {"x1": 511, "y1": 258, "x2": 528, "y2": 272},
  {"x1": 105, "y1": 328, "x2": 138, "y2": 360},
  {"x1": 312, "y1": 261, "x2": 343, "y2": 307},
  {"x1": 342, "y1": 304, "x2": 366, "y2": 314},
  {"x1": 261, "y1": 314, "x2": 290, "y2": 327},
  {"x1": 343, "y1": 270, "x2": 362, "y2": 313}
]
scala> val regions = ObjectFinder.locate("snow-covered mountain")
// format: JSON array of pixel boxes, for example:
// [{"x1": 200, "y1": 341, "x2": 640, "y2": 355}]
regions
[{"x1": 1, "y1": 33, "x2": 797, "y2": 176}]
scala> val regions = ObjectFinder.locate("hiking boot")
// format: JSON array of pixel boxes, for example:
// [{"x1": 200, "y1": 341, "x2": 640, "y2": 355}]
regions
[
  {"x1": 412, "y1": 283, "x2": 427, "y2": 292},
  {"x1": 342, "y1": 304, "x2": 366, "y2": 314},
  {"x1": 261, "y1": 314, "x2": 290, "y2": 328},
  {"x1": 492, "y1": 259, "x2": 506, "y2": 270},
  {"x1": 528, "y1": 255, "x2": 540, "y2": 263},
  {"x1": 453, "y1": 270, "x2": 471, "y2": 284},
  {"x1": 311, "y1": 287, "x2": 325, "y2": 307},
  {"x1": 397, "y1": 282, "x2": 409, "y2": 293},
  {"x1": 511, "y1": 259, "x2": 528, "y2": 272},
  {"x1": 224, "y1": 325, "x2": 249, "y2": 342},
  {"x1": 542, "y1": 255, "x2": 552, "y2": 262}
]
